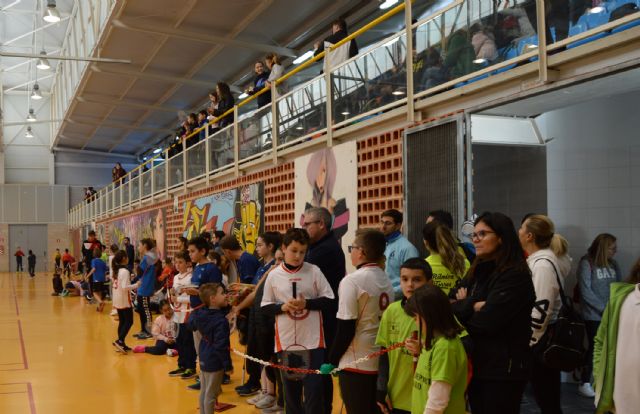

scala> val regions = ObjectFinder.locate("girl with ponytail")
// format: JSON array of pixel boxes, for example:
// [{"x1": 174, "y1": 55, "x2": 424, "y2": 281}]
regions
[{"x1": 422, "y1": 221, "x2": 470, "y2": 295}]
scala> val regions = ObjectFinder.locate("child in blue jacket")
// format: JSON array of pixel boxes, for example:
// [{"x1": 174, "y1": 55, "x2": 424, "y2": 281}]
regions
[{"x1": 188, "y1": 283, "x2": 232, "y2": 414}]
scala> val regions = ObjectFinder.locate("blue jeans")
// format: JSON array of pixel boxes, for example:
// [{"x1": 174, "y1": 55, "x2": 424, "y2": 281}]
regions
[{"x1": 278, "y1": 348, "x2": 325, "y2": 414}]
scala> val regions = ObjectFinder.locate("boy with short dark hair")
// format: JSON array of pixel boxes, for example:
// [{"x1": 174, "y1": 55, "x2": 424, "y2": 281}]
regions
[
  {"x1": 261, "y1": 228, "x2": 335, "y2": 414},
  {"x1": 188, "y1": 283, "x2": 232, "y2": 414},
  {"x1": 27, "y1": 250, "x2": 37, "y2": 277},
  {"x1": 220, "y1": 235, "x2": 260, "y2": 284},
  {"x1": 325, "y1": 228, "x2": 394, "y2": 414},
  {"x1": 376, "y1": 258, "x2": 434, "y2": 414}
]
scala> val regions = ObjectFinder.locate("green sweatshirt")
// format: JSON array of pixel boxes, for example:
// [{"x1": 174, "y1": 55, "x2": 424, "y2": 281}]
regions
[{"x1": 593, "y1": 282, "x2": 636, "y2": 414}]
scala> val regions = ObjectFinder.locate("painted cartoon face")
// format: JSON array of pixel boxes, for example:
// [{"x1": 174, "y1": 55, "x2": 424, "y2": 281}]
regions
[
  {"x1": 315, "y1": 154, "x2": 327, "y2": 193},
  {"x1": 235, "y1": 201, "x2": 260, "y2": 254}
]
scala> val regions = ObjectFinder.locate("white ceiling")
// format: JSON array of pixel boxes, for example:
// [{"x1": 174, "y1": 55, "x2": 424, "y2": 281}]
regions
[{"x1": 0, "y1": 0, "x2": 75, "y2": 93}]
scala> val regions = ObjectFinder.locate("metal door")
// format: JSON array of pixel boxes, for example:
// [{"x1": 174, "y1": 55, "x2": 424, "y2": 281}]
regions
[{"x1": 9, "y1": 225, "x2": 48, "y2": 273}]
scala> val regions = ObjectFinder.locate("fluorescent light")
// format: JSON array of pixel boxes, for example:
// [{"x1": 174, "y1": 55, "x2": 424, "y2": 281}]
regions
[
  {"x1": 238, "y1": 92, "x2": 249, "y2": 99},
  {"x1": 25, "y1": 127, "x2": 34, "y2": 138},
  {"x1": 27, "y1": 108, "x2": 37, "y2": 122},
  {"x1": 473, "y1": 58, "x2": 487, "y2": 64},
  {"x1": 293, "y1": 50, "x2": 314, "y2": 65},
  {"x1": 295, "y1": 125, "x2": 304, "y2": 130},
  {"x1": 142, "y1": 156, "x2": 148, "y2": 161},
  {"x1": 341, "y1": 111, "x2": 350, "y2": 116},
  {"x1": 43, "y1": 0, "x2": 61, "y2": 23},
  {"x1": 589, "y1": 6, "x2": 604, "y2": 14},
  {"x1": 524, "y1": 44, "x2": 538, "y2": 51},
  {"x1": 392, "y1": 89, "x2": 406, "y2": 96},
  {"x1": 379, "y1": 0, "x2": 399, "y2": 10},
  {"x1": 36, "y1": 50, "x2": 51, "y2": 70},
  {"x1": 153, "y1": 148, "x2": 162, "y2": 154},
  {"x1": 31, "y1": 82, "x2": 42, "y2": 100}
]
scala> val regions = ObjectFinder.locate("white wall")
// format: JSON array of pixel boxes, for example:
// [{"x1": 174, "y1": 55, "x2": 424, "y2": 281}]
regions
[{"x1": 540, "y1": 90, "x2": 640, "y2": 277}]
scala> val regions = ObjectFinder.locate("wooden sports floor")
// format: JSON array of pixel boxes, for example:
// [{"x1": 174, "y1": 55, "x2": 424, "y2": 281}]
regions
[{"x1": 0, "y1": 272, "x2": 343, "y2": 413}]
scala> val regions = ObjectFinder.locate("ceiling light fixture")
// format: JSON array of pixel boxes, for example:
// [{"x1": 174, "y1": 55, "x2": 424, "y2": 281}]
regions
[
  {"x1": 293, "y1": 50, "x2": 314, "y2": 65},
  {"x1": 392, "y1": 88, "x2": 406, "y2": 96},
  {"x1": 379, "y1": 0, "x2": 399, "y2": 10},
  {"x1": 43, "y1": 0, "x2": 61, "y2": 23},
  {"x1": 31, "y1": 82, "x2": 43, "y2": 100},
  {"x1": 238, "y1": 92, "x2": 249, "y2": 99},
  {"x1": 27, "y1": 108, "x2": 37, "y2": 122},
  {"x1": 25, "y1": 127, "x2": 34, "y2": 138},
  {"x1": 589, "y1": 6, "x2": 604, "y2": 14},
  {"x1": 36, "y1": 50, "x2": 51, "y2": 70},
  {"x1": 473, "y1": 58, "x2": 487, "y2": 64},
  {"x1": 341, "y1": 110, "x2": 350, "y2": 116},
  {"x1": 153, "y1": 148, "x2": 162, "y2": 154}
]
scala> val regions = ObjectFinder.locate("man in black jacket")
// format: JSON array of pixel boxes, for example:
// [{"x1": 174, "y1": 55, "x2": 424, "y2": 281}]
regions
[
  {"x1": 123, "y1": 237, "x2": 135, "y2": 272},
  {"x1": 303, "y1": 206, "x2": 345, "y2": 414},
  {"x1": 314, "y1": 18, "x2": 359, "y2": 59}
]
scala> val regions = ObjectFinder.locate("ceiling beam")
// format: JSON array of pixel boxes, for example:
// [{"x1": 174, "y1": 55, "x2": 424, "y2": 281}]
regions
[
  {"x1": 90, "y1": 64, "x2": 215, "y2": 89},
  {"x1": 0, "y1": 51, "x2": 132, "y2": 64},
  {"x1": 112, "y1": 18, "x2": 298, "y2": 58},
  {"x1": 1, "y1": 16, "x2": 71, "y2": 47},
  {"x1": 53, "y1": 146, "x2": 139, "y2": 160},
  {"x1": 67, "y1": 117, "x2": 176, "y2": 133},
  {"x1": 77, "y1": 94, "x2": 188, "y2": 114}
]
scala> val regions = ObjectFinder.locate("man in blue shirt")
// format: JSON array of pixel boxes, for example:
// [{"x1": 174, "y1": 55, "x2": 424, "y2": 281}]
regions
[
  {"x1": 219, "y1": 235, "x2": 260, "y2": 284},
  {"x1": 380, "y1": 209, "x2": 419, "y2": 300}
]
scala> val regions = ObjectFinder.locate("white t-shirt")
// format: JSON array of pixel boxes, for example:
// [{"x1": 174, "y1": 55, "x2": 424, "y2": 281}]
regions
[
  {"x1": 171, "y1": 271, "x2": 193, "y2": 324},
  {"x1": 112, "y1": 268, "x2": 135, "y2": 309},
  {"x1": 337, "y1": 263, "x2": 394, "y2": 373},
  {"x1": 261, "y1": 262, "x2": 334, "y2": 352}
]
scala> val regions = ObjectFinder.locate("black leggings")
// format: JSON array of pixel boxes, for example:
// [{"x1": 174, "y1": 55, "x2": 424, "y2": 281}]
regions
[
  {"x1": 137, "y1": 296, "x2": 152, "y2": 333},
  {"x1": 176, "y1": 323, "x2": 197, "y2": 370},
  {"x1": 531, "y1": 359, "x2": 563, "y2": 414},
  {"x1": 117, "y1": 308, "x2": 134, "y2": 343},
  {"x1": 582, "y1": 320, "x2": 600, "y2": 383},
  {"x1": 145, "y1": 340, "x2": 169, "y2": 355},
  {"x1": 339, "y1": 371, "x2": 381, "y2": 414},
  {"x1": 16, "y1": 259, "x2": 23, "y2": 272}
]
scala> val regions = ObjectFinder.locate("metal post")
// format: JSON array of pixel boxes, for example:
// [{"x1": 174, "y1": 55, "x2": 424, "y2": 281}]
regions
[
  {"x1": 165, "y1": 149, "x2": 170, "y2": 198},
  {"x1": 182, "y1": 137, "x2": 188, "y2": 192},
  {"x1": 271, "y1": 87, "x2": 279, "y2": 165},
  {"x1": 325, "y1": 66, "x2": 333, "y2": 147},
  {"x1": 151, "y1": 159, "x2": 155, "y2": 201},
  {"x1": 233, "y1": 106, "x2": 240, "y2": 177},
  {"x1": 536, "y1": 0, "x2": 548, "y2": 83},
  {"x1": 405, "y1": 0, "x2": 415, "y2": 123},
  {"x1": 205, "y1": 122, "x2": 211, "y2": 186}
]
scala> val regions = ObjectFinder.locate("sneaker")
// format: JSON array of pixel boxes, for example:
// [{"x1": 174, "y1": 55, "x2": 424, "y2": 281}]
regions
[
  {"x1": 123, "y1": 344, "x2": 132, "y2": 352},
  {"x1": 133, "y1": 332, "x2": 145, "y2": 338},
  {"x1": 247, "y1": 392, "x2": 268, "y2": 405},
  {"x1": 112, "y1": 341, "x2": 126, "y2": 353},
  {"x1": 578, "y1": 382, "x2": 595, "y2": 398},
  {"x1": 236, "y1": 383, "x2": 261, "y2": 396},
  {"x1": 187, "y1": 381, "x2": 200, "y2": 390},
  {"x1": 255, "y1": 395, "x2": 276, "y2": 409},
  {"x1": 168, "y1": 368, "x2": 186, "y2": 377},
  {"x1": 222, "y1": 373, "x2": 231, "y2": 384},
  {"x1": 110, "y1": 309, "x2": 117, "y2": 316},
  {"x1": 137, "y1": 332, "x2": 152, "y2": 339},
  {"x1": 180, "y1": 369, "x2": 197, "y2": 380},
  {"x1": 261, "y1": 403, "x2": 284, "y2": 413}
]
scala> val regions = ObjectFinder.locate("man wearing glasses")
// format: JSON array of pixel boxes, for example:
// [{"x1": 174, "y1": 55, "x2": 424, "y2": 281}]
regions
[
  {"x1": 303, "y1": 206, "x2": 345, "y2": 414},
  {"x1": 380, "y1": 209, "x2": 419, "y2": 300}
]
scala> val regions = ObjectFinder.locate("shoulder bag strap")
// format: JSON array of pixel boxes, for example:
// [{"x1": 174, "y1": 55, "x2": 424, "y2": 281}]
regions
[{"x1": 534, "y1": 257, "x2": 570, "y2": 310}]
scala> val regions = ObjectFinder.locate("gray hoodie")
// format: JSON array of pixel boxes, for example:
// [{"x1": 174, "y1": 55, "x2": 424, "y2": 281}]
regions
[{"x1": 577, "y1": 255, "x2": 621, "y2": 321}]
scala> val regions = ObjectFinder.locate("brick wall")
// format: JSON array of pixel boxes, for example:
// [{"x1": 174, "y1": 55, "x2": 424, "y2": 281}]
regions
[
  {"x1": 357, "y1": 128, "x2": 405, "y2": 228},
  {"x1": 95, "y1": 127, "x2": 408, "y2": 254}
]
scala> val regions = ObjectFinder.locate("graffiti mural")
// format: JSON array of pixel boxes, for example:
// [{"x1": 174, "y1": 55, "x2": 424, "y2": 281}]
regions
[
  {"x1": 108, "y1": 209, "x2": 166, "y2": 260},
  {"x1": 295, "y1": 141, "x2": 357, "y2": 270},
  {"x1": 182, "y1": 183, "x2": 264, "y2": 254}
]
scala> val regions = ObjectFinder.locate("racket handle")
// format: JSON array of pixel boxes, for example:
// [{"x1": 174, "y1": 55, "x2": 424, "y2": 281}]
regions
[{"x1": 292, "y1": 281, "x2": 297, "y2": 299}]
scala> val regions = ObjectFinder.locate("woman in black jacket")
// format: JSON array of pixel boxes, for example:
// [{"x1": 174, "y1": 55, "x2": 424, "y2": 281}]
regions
[
  {"x1": 213, "y1": 82, "x2": 235, "y2": 128},
  {"x1": 451, "y1": 211, "x2": 535, "y2": 414}
]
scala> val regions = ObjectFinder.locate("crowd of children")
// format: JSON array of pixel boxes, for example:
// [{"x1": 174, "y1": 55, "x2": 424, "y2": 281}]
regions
[{"x1": 41, "y1": 206, "x2": 640, "y2": 414}]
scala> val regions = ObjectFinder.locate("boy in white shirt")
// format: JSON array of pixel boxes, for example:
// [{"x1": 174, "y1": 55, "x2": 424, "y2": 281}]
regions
[
  {"x1": 168, "y1": 250, "x2": 198, "y2": 379},
  {"x1": 325, "y1": 228, "x2": 394, "y2": 414},
  {"x1": 261, "y1": 228, "x2": 335, "y2": 414}
]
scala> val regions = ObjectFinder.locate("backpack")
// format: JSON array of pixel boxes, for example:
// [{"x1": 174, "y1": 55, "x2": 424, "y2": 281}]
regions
[
  {"x1": 535, "y1": 258, "x2": 587, "y2": 372},
  {"x1": 52, "y1": 274, "x2": 63, "y2": 294}
]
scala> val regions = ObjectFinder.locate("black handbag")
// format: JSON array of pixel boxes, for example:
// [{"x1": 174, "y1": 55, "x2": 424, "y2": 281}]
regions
[{"x1": 535, "y1": 258, "x2": 587, "y2": 372}]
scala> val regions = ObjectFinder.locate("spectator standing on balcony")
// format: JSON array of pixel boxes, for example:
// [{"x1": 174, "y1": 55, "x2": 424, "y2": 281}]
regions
[
  {"x1": 314, "y1": 18, "x2": 359, "y2": 61},
  {"x1": 207, "y1": 90, "x2": 220, "y2": 134},
  {"x1": 246, "y1": 61, "x2": 271, "y2": 108},
  {"x1": 212, "y1": 83, "x2": 234, "y2": 128},
  {"x1": 123, "y1": 237, "x2": 135, "y2": 272},
  {"x1": 265, "y1": 53, "x2": 286, "y2": 96},
  {"x1": 112, "y1": 162, "x2": 126, "y2": 186},
  {"x1": 186, "y1": 113, "x2": 199, "y2": 148},
  {"x1": 197, "y1": 110, "x2": 209, "y2": 142}
]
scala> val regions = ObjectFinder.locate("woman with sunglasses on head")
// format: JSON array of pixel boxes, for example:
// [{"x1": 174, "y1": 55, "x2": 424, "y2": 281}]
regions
[{"x1": 449, "y1": 212, "x2": 535, "y2": 414}]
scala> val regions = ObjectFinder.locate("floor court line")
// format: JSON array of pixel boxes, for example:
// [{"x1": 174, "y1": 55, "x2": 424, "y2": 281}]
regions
[{"x1": 0, "y1": 382, "x2": 36, "y2": 414}]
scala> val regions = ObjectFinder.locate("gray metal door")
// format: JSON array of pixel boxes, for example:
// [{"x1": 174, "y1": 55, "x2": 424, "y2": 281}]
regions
[{"x1": 9, "y1": 225, "x2": 48, "y2": 273}]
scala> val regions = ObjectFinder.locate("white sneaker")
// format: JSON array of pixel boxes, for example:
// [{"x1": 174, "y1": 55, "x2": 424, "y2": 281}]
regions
[
  {"x1": 578, "y1": 382, "x2": 595, "y2": 398},
  {"x1": 255, "y1": 395, "x2": 276, "y2": 409},
  {"x1": 262, "y1": 403, "x2": 283, "y2": 413},
  {"x1": 247, "y1": 392, "x2": 268, "y2": 405},
  {"x1": 110, "y1": 309, "x2": 117, "y2": 316}
]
